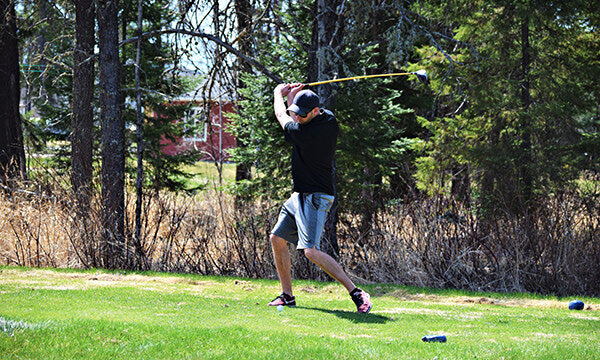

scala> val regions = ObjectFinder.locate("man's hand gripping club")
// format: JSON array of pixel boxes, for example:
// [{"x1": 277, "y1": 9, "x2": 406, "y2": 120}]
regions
[{"x1": 273, "y1": 83, "x2": 305, "y2": 129}]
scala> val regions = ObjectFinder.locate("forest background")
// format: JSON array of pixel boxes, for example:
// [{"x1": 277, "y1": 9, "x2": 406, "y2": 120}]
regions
[{"x1": 0, "y1": 0, "x2": 599, "y2": 296}]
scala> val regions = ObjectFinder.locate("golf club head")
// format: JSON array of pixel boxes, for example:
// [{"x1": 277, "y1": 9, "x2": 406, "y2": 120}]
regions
[{"x1": 413, "y1": 69, "x2": 428, "y2": 84}]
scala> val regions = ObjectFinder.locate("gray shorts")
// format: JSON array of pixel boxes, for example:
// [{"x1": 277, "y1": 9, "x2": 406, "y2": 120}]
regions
[{"x1": 271, "y1": 192, "x2": 335, "y2": 250}]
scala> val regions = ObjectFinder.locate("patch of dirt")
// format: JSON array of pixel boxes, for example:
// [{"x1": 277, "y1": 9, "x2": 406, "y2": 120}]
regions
[
  {"x1": 463, "y1": 297, "x2": 505, "y2": 306},
  {"x1": 233, "y1": 279, "x2": 255, "y2": 292},
  {"x1": 378, "y1": 286, "x2": 598, "y2": 311},
  {"x1": 0, "y1": 268, "x2": 219, "y2": 293},
  {"x1": 3, "y1": 268, "x2": 598, "y2": 313},
  {"x1": 300, "y1": 285, "x2": 319, "y2": 294}
]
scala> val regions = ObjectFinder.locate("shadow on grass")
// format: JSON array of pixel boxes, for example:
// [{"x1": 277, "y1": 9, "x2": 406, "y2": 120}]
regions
[{"x1": 296, "y1": 306, "x2": 392, "y2": 324}]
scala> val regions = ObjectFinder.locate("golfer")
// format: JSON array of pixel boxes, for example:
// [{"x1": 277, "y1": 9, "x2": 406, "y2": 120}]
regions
[{"x1": 267, "y1": 83, "x2": 373, "y2": 313}]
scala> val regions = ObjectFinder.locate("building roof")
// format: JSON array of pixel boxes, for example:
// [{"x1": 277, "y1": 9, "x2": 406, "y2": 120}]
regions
[{"x1": 170, "y1": 66, "x2": 236, "y2": 102}]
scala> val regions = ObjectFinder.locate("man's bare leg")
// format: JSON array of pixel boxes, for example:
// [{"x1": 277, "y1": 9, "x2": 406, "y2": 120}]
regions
[
  {"x1": 304, "y1": 247, "x2": 356, "y2": 293},
  {"x1": 270, "y1": 234, "x2": 293, "y2": 295},
  {"x1": 304, "y1": 246, "x2": 373, "y2": 313}
]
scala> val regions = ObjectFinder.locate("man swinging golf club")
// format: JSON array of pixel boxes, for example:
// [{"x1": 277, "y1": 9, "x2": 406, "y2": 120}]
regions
[{"x1": 267, "y1": 82, "x2": 373, "y2": 313}]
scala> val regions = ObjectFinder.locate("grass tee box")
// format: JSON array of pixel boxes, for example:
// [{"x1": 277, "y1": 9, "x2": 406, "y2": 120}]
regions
[{"x1": 1, "y1": 267, "x2": 599, "y2": 359}]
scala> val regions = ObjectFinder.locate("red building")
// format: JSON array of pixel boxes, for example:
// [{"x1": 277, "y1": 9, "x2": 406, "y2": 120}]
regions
[{"x1": 159, "y1": 99, "x2": 237, "y2": 162}]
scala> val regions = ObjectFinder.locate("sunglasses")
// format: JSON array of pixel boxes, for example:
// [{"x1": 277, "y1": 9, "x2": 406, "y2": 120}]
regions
[{"x1": 294, "y1": 109, "x2": 313, "y2": 118}]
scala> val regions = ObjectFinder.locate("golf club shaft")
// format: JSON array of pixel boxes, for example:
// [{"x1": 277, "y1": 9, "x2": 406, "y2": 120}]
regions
[{"x1": 306, "y1": 72, "x2": 413, "y2": 86}]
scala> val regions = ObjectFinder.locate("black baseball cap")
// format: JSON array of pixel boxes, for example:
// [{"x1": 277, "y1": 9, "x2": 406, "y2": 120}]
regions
[{"x1": 287, "y1": 90, "x2": 320, "y2": 116}]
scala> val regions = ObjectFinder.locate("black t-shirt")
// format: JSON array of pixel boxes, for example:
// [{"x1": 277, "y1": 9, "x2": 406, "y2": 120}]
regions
[{"x1": 283, "y1": 109, "x2": 338, "y2": 195}]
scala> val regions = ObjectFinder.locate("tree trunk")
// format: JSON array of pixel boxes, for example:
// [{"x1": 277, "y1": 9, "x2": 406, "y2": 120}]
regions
[
  {"x1": 98, "y1": 0, "x2": 125, "y2": 269},
  {"x1": 451, "y1": 164, "x2": 470, "y2": 207},
  {"x1": 0, "y1": 0, "x2": 26, "y2": 183},
  {"x1": 72, "y1": 0, "x2": 96, "y2": 210},
  {"x1": 308, "y1": 0, "x2": 343, "y2": 109},
  {"x1": 234, "y1": 0, "x2": 252, "y2": 186},
  {"x1": 36, "y1": 0, "x2": 49, "y2": 104},
  {"x1": 519, "y1": 14, "x2": 533, "y2": 210},
  {"x1": 133, "y1": 0, "x2": 145, "y2": 269},
  {"x1": 359, "y1": 167, "x2": 382, "y2": 243},
  {"x1": 309, "y1": 0, "x2": 344, "y2": 258}
]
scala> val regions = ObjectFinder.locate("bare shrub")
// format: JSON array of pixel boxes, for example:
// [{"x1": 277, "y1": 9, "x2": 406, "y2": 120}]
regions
[
  {"x1": 0, "y1": 180, "x2": 280, "y2": 279},
  {"x1": 339, "y1": 194, "x2": 600, "y2": 296},
  {"x1": 1, "y1": 184, "x2": 77, "y2": 268},
  {"x1": 1, "y1": 173, "x2": 599, "y2": 296},
  {"x1": 161, "y1": 193, "x2": 278, "y2": 278}
]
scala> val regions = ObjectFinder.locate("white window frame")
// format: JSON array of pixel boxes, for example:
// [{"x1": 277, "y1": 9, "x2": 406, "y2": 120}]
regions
[{"x1": 183, "y1": 106, "x2": 208, "y2": 142}]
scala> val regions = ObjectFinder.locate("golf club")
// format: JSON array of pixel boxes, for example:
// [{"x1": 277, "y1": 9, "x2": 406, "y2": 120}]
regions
[{"x1": 306, "y1": 69, "x2": 428, "y2": 86}]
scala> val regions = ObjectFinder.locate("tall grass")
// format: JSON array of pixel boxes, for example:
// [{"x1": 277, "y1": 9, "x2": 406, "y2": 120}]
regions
[{"x1": 1, "y1": 172, "x2": 599, "y2": 296}]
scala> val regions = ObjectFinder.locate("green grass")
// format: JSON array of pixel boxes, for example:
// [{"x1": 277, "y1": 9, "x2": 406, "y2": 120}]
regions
[
  {"x1": 180, "y1": 161, "x2": 236, "y2": 190},
  {"x1": 1, "y1": 267, "x2": 599, "y2": 359}
]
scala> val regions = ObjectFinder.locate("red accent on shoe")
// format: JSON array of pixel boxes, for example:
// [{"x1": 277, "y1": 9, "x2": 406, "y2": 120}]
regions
[
  {"x1": 267, "y1": 292, "x2": 296, "y2": 307},
  {"x1": 351, "y1": 289, "x2": 373, "y2": 313}
]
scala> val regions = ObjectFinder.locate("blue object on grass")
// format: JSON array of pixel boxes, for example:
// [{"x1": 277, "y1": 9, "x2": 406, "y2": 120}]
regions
[
  {"x1": 422, "y1": 335, "x2": 447, "y2": 343},
  {"x1": 569, "y1": 300, "x2": 584, "y2": 310}
]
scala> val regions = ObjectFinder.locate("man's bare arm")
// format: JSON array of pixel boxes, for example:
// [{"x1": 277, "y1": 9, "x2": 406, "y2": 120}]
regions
[
  {"x1": 286, "y1": 83, "x2": 305, "y2": 123},
  {"x1": 274, "y1": 84, "x2": 294, "y2": 129}
]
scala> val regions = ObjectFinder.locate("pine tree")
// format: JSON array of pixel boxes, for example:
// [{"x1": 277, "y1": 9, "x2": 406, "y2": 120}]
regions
[
  {"x1": 415, "y1": 0, "x2": 600, "y2": 215},
  {"x1": 72, "y1": 0, "x2": 96, "y2": 210},
  {"x1": 0, "y1": 0, "x2": 26, "y2": 183},
  {"x1": 98, "y1": 0, "x2": 125, "y2": 268}
]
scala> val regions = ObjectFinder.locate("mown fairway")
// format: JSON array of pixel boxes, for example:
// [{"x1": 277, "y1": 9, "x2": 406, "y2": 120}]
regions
[{"x1": 1, "y1": 267, "x2": 599, "y2": 359}]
